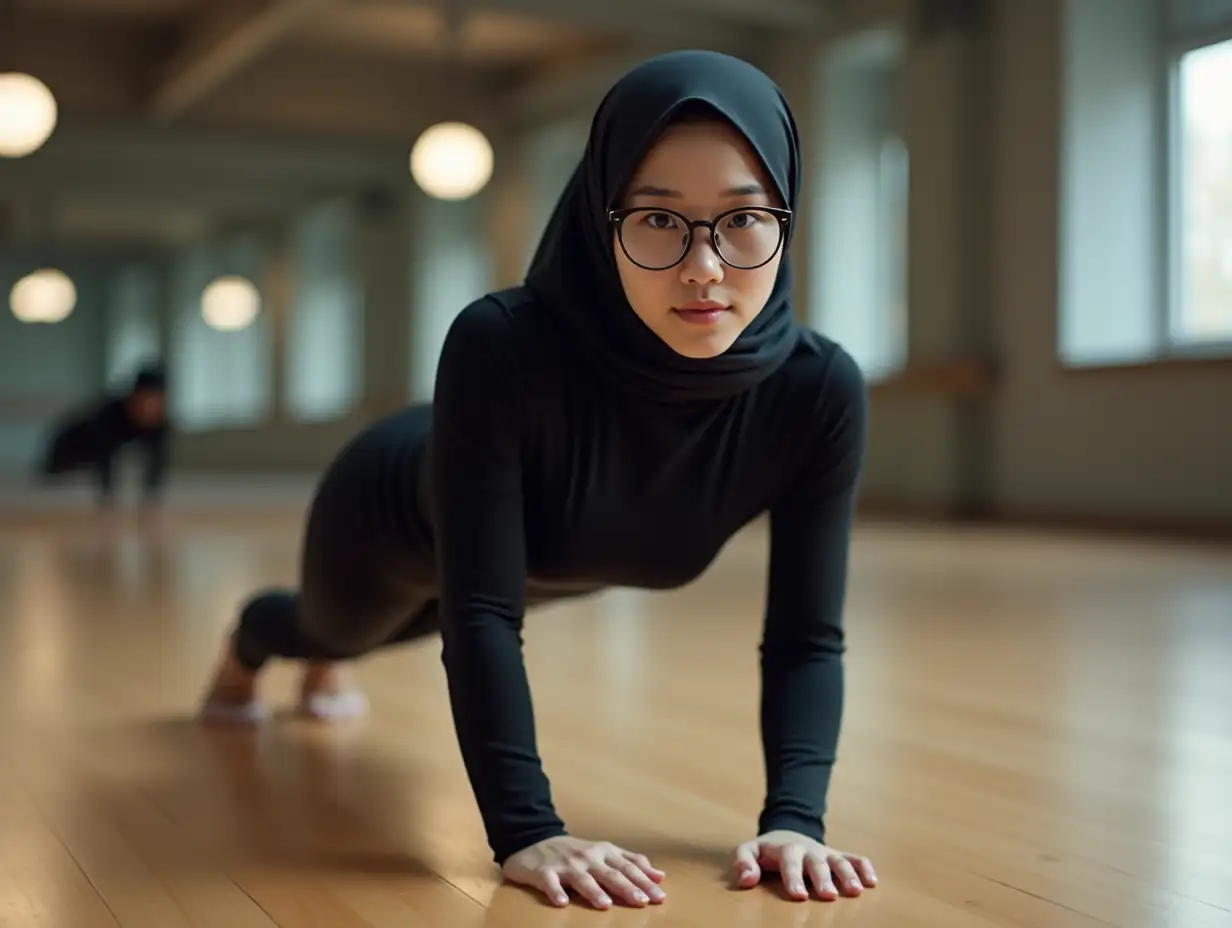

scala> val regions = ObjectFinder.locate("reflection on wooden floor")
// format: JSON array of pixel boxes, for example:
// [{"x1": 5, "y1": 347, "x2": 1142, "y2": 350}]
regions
[{"x1": 1, "y1": 510, "x2": 1230, "y2": 927}]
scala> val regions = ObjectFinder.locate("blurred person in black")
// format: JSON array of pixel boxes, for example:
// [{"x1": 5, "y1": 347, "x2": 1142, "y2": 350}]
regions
[{"x1": 37, "y1": 363, "x2": 172, "y2": 516}]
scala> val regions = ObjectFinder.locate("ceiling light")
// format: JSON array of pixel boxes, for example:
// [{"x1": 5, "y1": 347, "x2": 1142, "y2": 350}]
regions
[
  {"x1": 201, "y1": 275, "x2": 260, "y2": 332},
  {"x1": 410, "y1": 121, "x2": 494, "y2": 201},
  {"x1": 0, "y1": 72, "x2": 58, "y2": 158},
  {"x1": 10, "y1": 267, "x2": 76, "y2": 323}
]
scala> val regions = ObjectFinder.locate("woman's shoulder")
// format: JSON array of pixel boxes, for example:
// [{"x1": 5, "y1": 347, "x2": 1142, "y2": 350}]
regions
[
  {"x1": 441, "y1": 286, "x2": 546, "y2": 349},
  {"x1": 776, "y1": 327, "x2": 868, "y2": 417},
  {"x1": 761, "y1": 329, "x2": 868, "y2": 486},
  {"x1": 437, "y1": 287, "x2": 561, "y2": 380}
]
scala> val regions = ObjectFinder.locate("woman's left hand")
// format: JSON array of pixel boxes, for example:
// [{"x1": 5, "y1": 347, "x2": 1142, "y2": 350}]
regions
[{"x1": 731, "y1": 830, "x2": 877, "y2": 901}]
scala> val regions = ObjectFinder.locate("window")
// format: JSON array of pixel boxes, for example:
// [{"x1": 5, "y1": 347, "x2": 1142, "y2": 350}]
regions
[
  {"x1": 1172, "y1": 36, "x2": 1232, "y2": 345},
  {"x1": 105, "y1": 262, "x2": 162, "y2": 388},
  {"x1": 1058, "y1": 0, "x2": 1232, "y2": 365},
  {"x1": 169, "y1": 237, "x2": 272, "y2": 430},
  {"x1": 1058, "y1": 0, "x2": 1161, "y2": 365},
  {"x1": 811, "y1": 27, "x2": 909, "y2": 382},
  {"x1": 409, "y1": 195, "x2": 492, "y2": 401},
  {"x1": 875, "y1": 134, "x2": 910, "y2": 374},
  {"x1": 285, "y1": 198, "x2": 362, "y2": 421},
  {"x1": 523, "y1": 118, "x2": 588, "y2": 273}
]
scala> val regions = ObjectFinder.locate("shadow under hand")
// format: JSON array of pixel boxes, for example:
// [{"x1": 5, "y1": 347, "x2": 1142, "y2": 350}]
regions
[{"x1": 485, "y1": 880, "x2": 664, "y2": 928}]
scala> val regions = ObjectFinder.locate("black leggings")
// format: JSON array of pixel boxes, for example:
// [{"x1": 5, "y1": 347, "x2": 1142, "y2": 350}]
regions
[
  {"x1": 230, "y1": 404, "x2": 597, "y2": 670},
  {"x1": 231, "y1": 406, "x2": 442, "y2": 671}
]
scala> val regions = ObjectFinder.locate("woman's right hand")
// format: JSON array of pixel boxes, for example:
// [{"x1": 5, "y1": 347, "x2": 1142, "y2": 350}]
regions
[{"x1": 502, "y1": 836, "x2": 667, "y2": 909}]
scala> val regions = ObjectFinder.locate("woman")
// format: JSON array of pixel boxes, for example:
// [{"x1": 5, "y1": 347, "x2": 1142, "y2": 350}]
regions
[
  {"x1": 37, "y1": 363, "x2": 171, "y2": 512},
  {"x1": 200, "y1": 49, "x2": 876, "y2": 909}
]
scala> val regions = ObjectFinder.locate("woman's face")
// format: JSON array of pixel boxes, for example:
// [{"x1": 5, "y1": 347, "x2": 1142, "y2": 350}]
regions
[{"x1": 612, "y1": 118, "x2": 785, "y2": 359}]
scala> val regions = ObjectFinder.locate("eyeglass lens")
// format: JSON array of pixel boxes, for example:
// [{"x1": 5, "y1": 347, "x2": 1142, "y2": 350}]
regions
[{"x1": 618, "y1": 208, "x2": 782, "y2": 270}]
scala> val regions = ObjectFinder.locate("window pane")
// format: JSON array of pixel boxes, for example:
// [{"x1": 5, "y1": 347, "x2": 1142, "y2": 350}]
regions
[
  {"x1": 285, "y1": 199, "x2": 361, "y2": 422},
  {"x1": 106, "y1": 263, "x2": 162, "y2": 389},
  {"x1": 875, "y1": 135, "x2": 909, "y2": 375},
  {"x1": 810, "y1": 28, "x2": 908, "y2": 381},
  {"x1": 1176, "y1": 38, "x2": 1232, "y2": 343}
]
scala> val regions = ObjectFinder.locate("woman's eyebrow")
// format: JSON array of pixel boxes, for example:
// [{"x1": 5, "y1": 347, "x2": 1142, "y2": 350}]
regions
[
  {"x1": 626, "y1": 184, "x2": 679, "y2": 197},
  {"x1": 626, "y1": 182, "x2": 767, "y2": 198},
  {"x1": 723, "y1": 183, "x2": 766, "y2": 197}
]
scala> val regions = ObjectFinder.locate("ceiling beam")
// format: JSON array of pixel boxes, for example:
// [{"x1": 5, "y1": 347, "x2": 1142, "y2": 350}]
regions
[
  {"x1": 22, "y1": 122, "x2": 413, "y2": 187},
  {"x1": 357, "y1": 0, "x2": 741, "y2": 48},
  {"x1": 0, "y1": 122, "x2": 416, "y2": 239},
  {"x1": 499, "y1": 35, "x2": 771, "y2": 129},
  {"x1": 147, "y1": 0, "x2": 342, "y2": 120},
  {"x1": 654, "y1": 0, "x2": 825, "y2": 28},
  {"x1": 0, "y1": 173, "x2": 315, "y2": 221},
  {"x1": 502, "y1": 50, "x2": 648, "y2": 128}
]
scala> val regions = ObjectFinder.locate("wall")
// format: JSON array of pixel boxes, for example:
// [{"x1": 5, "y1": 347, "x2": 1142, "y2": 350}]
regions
[
  {"x1": 765, "y1": 0, "x2": 1232, "y2": 531},
  {"x1": 989, "y1": 0, "x2": 1232, "y2": 526},
  {"x1": 0, "y1": 252, "x2": 110, "y2": 473}
]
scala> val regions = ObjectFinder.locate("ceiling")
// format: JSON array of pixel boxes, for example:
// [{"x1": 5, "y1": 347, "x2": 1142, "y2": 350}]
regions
[{"x1": 0, "y1": 0, "x2": 830, "y2": 249}]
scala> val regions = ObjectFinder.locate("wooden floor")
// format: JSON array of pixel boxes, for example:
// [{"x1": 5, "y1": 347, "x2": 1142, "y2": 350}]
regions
[{"x1": 1, "y1": 508, "x2": 1230, "y2": 928}]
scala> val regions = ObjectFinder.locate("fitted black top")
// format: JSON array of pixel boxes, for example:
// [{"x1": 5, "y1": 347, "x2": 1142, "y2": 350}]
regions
[
  {"x1": 41, "y1": 395, "x2": 170, "y2": 498},
  {"x1": 426, "y1": 287, "x2": 867, "y2": 865}
]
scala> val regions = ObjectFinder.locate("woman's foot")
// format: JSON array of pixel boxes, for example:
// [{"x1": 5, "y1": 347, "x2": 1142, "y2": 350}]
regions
[
  {"x1": 298, "y1": 662, "x2": 368, "y2": 722},
  {"x1": 198, "y1": 637, "x2": 269, "y2": 726}
]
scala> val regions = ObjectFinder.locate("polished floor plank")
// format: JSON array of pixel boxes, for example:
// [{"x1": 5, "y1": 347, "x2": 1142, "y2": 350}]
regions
[{"x1": 0, "y1": 511, "x2": 1230, "y2": 927}]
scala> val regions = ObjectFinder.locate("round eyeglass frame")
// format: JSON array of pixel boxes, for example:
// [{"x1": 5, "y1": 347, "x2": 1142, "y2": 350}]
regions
[{"x1": 607, "y1": 204, "x2": 793, "y2": 271}]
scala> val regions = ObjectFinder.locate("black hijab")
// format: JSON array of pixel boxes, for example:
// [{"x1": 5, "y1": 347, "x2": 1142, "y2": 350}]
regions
[{"x1": 524, "y1": 49, "x2": 803, "y2": 404}]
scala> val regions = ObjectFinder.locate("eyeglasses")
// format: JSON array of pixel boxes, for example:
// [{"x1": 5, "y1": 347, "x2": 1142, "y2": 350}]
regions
[{"x1": 608, "y1": 205, "x2": 792, "y2": 271}]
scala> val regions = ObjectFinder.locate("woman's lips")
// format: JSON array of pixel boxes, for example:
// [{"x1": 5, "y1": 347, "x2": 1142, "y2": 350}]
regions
[{"x1": 673, "y1": 301, "x2": 729, "y2": 325}]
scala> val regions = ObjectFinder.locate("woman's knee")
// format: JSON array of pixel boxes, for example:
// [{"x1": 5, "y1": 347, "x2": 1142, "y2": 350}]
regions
[
  {"x1": 232, "y1": 589, "x2": 322, "y2": 667},
  {"x1": 298, "y1": 585, "x2": 408, "y2": 660}
]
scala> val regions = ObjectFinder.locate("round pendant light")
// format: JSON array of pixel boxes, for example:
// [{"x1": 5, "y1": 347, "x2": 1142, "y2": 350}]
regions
[
  {"x1": 410, "y1": 121, "x2": 494, "y2": 201},
  {"x1": 0, "y1": 72, "x2": 58, "y2": 158},
  {"x1": 201, "y1": 275, "x2": 260, "y2": 331},
  {"x1": 10, "y1": 267, "x2": 77, "y2": 323}
]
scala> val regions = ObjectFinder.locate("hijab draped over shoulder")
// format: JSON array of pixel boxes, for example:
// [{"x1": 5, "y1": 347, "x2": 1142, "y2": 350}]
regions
[{"x1": 524, "y1": 50, "x2": 804, "y2": 404}]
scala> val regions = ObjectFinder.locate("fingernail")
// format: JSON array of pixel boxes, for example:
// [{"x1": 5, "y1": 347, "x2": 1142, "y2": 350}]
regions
[
  {"x1": 650, "y1": 887, "x2": 666, "y2": 900},
  {"x1": 634, "y1": 892, "x2": 648, "y2": 904},
  {"x1": 598, "y1": 895, "x2": 611, "y2": 907}
]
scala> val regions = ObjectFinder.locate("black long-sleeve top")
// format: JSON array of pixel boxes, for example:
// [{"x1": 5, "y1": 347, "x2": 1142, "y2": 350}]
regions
[
  {"x1": 426, "y1": 289, "x2": 868, "y2": 866},
  {"x1": 40, "y1": 396, "x2": 171, "y2": 501}
]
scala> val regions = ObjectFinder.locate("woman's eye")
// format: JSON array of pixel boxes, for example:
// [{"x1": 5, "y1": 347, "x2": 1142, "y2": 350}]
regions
[{"x1": 643, "y1": 212, "x2": 676, "y2": 229}]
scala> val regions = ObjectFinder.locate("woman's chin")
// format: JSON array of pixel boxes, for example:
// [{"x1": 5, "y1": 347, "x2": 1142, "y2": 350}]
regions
[{"x1": 653, "y1": 314, "x2": 745, "y2": 359}]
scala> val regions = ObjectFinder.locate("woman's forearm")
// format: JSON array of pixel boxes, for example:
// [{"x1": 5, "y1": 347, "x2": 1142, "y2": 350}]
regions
[
  {"x1": 758, "y1": 345, "x2": 866, "y2": 842},
  {"x1": 757, "y1": 639, "x2": 844, "y2": 842},
  {"x1": 440, "y1": 608, "x2": 568, "y2": 864},
  {"x1": 432, "y1": 299, "x2": 566, "y2": 864}
]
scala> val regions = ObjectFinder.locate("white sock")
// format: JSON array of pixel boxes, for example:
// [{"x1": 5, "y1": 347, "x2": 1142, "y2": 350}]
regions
[{"x1": 299, "y1": 689, "x2": 368, "y2": 721}]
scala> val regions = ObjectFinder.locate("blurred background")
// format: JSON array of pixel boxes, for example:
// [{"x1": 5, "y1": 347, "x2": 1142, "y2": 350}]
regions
[{"x1": 1, "y1": 0, "x2": 1230, "y2": 535}]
